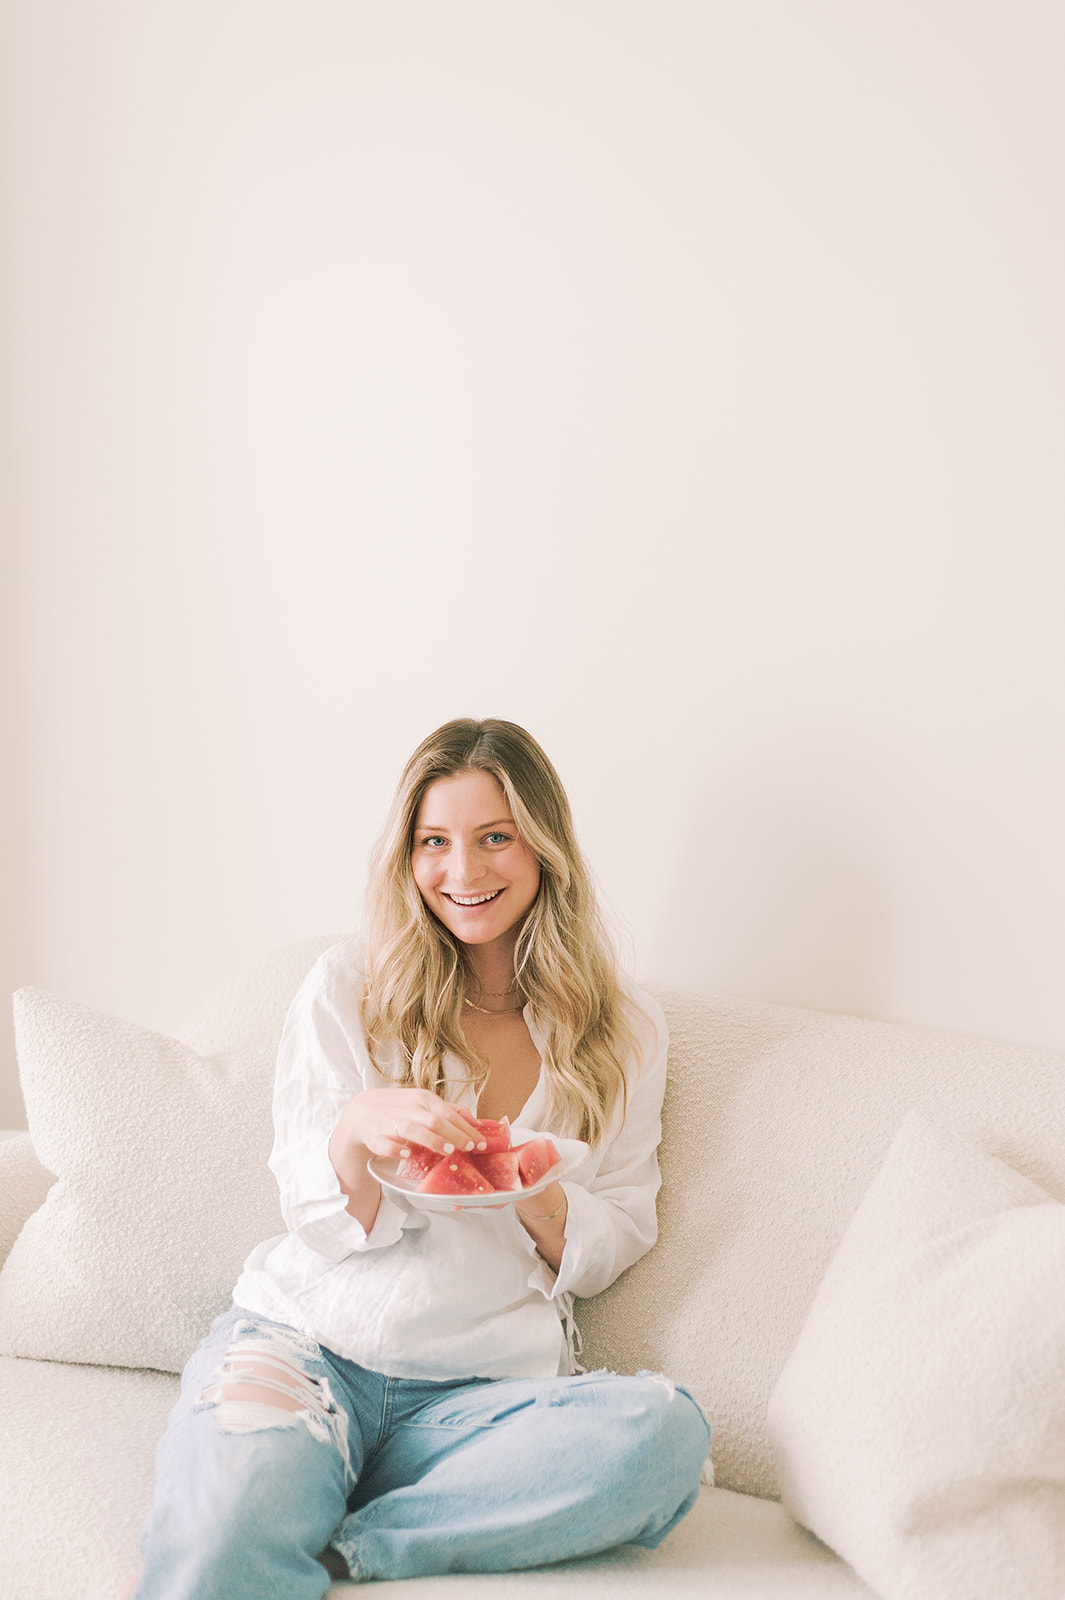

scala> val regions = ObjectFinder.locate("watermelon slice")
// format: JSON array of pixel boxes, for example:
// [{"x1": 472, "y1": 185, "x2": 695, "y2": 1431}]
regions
[
  {"x1": 419, "y1": 1153, "x2": 495, "y2": 1196},
  {"x1": 470, "y1": 1149, "x2": 523, "y2": 1191},
  {"x1": 466, "y1": 1115, "x2": 511, "y2": 1152},
  {"x1": 514, "y1": 1137, "x2": 561, "y2": 1188},
  {"x1": 395, "y1": 1142, "x2": 444, "y2": 1184},
  {"x1": 397, "y1": 1120, "x2": 561, "y2": 1198}
]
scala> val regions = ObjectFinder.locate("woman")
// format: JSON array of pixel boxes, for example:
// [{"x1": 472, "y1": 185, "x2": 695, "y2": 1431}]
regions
[{"x1": 130, "y1": 718, "x2": 710, "y2": 1597}]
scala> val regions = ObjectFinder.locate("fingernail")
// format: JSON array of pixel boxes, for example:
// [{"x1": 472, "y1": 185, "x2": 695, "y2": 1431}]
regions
[
  {"x1": 464, "y1": 1140, "x2": 475, "y2": 1150},
  {"x1": 444, "y1": 1143, "x2": 455, "y2": 1154},
  {"x1": 400, "y1": 1147, "x2": 411, "y2": 1158},
  {"x1": 477, "y1": 1140, "x2": 487, "y2": 1150}
]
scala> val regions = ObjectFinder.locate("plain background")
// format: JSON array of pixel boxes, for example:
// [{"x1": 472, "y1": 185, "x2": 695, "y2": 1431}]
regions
[{"x1": 2, "y1": 1, "x2": 1063, "y2": 1128}]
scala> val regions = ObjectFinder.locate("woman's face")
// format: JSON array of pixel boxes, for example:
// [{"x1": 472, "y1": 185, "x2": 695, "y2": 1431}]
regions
[{"x1": 411, "y1": 770, "x2": 541, "y2": 952}]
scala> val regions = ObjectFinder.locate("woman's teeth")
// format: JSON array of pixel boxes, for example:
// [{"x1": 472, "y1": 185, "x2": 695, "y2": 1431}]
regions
[{"x1": 445, "y1": 890, "x2": 502, "y2": 906}]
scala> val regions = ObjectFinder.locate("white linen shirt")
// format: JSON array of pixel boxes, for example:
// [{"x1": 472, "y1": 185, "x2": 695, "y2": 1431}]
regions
[{"x1": 232, "y1": 939, "x2": 668, "y2": 1381}]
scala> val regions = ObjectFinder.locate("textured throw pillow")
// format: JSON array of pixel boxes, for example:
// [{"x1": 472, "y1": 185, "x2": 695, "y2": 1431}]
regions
[
  {"x1": 767, "y1": 1108, "x2": 1065, "y2": 1600},
  {"x1": 0, "y1": 988, "x2": 282, "y2": 1372}
]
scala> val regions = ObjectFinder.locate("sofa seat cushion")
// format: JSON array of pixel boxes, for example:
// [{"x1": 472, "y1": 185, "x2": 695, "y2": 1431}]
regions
[
  {"x1": 0, "y1": 1354, "x2": 876, "y2": 1600},
  {"x1": 0, "y1": 1355, "x2": 178, "y2": 1600}
]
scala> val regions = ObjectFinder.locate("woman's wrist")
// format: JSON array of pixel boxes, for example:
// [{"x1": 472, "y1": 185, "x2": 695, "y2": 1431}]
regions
[
  {"x1": 516, "y1": 1181, "x2": 568, "y2": 1225},
  {"x1": 515, "y1": 1182, "x2": 568, "y2": 1270},
  {"x1": 328, "y1": 1118, "x2": 370, "y2": 1183},
  {"x1": 328, "y1": 1118, "x2": 380, "y2": 1224}
]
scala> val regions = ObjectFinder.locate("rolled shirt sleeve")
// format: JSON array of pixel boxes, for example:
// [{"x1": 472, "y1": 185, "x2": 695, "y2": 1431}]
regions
[
  {"x1": 550, "y1": 989, "x2": 668, "y2": 1302},
  {"x1": 268, "y1": 944, "x2": 410, "y2": 1262}
]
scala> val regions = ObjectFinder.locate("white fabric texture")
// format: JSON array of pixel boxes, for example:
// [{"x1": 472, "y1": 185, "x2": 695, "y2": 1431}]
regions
[
  {"x1": 174, "y1": 934, "x2": 342, "y2": 1057},
  {"x1": 0, "y1": 1355, "x2": 178, "y2": 1600},
  {"x1": 573, "y1": 987, "x2": 1065, "y2": 1498},
  {"x1": 767, "y1": 1109, "x2": 1065, "y2": 1600},
  {"x1": 0, "y1": 988, "x2": 283, "y2": 1372},
  {"x1": 233, "y1": 938, "x2": 669, "y2": 1380},
  {"x1": 0, "y1": 1132, "x2": 54, "y2": 1268}
]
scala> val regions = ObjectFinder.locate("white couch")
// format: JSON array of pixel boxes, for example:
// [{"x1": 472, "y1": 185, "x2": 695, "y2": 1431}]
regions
[{"x1": 2, "y1": 936, "x2": 1064, "y2": 1600}]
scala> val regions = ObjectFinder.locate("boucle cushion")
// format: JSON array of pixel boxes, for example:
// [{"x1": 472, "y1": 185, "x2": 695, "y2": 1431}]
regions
[
  {"x1": 766, "y1": 1109, "x2": 1065, "y2": 1600},
  {"x1": 0, "y1": 988, "x2": 283, "y2": 1372}
]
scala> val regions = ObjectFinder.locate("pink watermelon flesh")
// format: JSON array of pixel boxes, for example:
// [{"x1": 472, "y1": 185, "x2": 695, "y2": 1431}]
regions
[
  {"x1": 469, "y1": 1115, "x2": 511, "y2": 1152},
  {"x1": 470, "y1": 1150, "x2": 523, "y2": 1191},
  {"x1": 515, "y1": 1138, "x2": 560, "y2": 1188},
  {"x1": 396, "y1": 1143, "x2": 444, "y2": 1183},
  {"x1": 397, "y1": 1122, "x2": 559, "y2": 1197},
  {"x1": 419, "y1": 1153, "x2": 495, "y2": 1195}
]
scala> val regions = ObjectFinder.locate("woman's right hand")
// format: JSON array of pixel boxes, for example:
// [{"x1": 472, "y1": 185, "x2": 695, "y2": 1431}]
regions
[
  {"x1": 328, "y1": 1089, "x2": 486, "y2": 1229},
  {"x1": 333, "y1": 1087, "x2": 487, "y2": 1162}
]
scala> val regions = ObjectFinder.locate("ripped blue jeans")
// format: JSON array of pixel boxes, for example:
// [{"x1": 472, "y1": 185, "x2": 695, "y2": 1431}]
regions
[{"x1": 133, "y1": 1306, "x2": 711, "y2": 1598}]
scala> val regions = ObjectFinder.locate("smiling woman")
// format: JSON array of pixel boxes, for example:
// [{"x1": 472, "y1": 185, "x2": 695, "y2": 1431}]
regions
[{"x1": 128, "y1": 718, "x2": 710, "y2": 1598}]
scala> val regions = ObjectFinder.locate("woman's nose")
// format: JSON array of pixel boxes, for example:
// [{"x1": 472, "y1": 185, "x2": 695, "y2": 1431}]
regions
[{"x1": 449, "y1": 843, "x2": 486, "y2": 886}]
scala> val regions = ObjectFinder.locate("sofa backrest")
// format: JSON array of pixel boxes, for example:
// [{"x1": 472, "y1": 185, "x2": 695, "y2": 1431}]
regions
[{"x1": 575, "y1": 985, "x2": 1065, "y2": 1497}]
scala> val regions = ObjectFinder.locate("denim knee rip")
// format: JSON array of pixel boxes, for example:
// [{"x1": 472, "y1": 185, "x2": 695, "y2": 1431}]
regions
[
  {"x1": 195, "y1": 1320, "x2": 350, "y2": 1467},
  {"x1": 634, "y1": 1370, "x2": 714, "y2": 1486}
]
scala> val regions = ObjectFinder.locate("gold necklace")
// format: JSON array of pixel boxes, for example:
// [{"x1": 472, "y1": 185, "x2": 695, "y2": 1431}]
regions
[{"x1": 463, "y1": 995, "x2": 524, "y2": 1015}]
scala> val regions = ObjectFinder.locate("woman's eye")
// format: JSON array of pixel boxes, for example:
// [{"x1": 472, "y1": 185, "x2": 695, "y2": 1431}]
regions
[
  {"x1": 485, "y1": 832, "x2": 509, "y2": 845},
  {"x1": 421, "y1": 836, "x2": 447, "y2": 849}
]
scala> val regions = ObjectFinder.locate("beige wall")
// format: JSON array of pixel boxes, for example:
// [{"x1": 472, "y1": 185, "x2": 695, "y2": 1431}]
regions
[{"x1": 4, "y1": 1, "x2": 1063, "y2": 1127}]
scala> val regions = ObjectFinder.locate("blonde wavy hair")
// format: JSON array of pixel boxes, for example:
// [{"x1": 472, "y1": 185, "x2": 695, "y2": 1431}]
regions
[{"x1": 359, "y1": 718, "x2": 642, "y2": 1145}]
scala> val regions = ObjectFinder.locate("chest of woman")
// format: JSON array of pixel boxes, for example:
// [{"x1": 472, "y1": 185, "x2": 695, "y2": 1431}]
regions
[{"x1": 459, "y1": 1011, "x2": 543, "y2": 1123}]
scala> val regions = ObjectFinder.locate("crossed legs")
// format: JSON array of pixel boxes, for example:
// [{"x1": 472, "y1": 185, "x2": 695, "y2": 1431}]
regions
[{"x1": 129, "y1": 1309, "x2": 711, "y2": 1597}]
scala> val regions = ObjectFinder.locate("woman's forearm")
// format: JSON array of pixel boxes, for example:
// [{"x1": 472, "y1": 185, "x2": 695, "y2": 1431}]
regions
[
  {"x1": 327, "y1": 1119, "x2": 383, "y2": 1233},
  {"x1": 515, "y1": 1182, "x2": 569, "y2": 1272}
]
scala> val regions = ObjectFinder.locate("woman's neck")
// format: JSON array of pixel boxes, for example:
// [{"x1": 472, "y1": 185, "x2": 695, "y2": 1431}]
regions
[{"x1": 464, "y1": 937, "x2": 520, "y2": 1001}]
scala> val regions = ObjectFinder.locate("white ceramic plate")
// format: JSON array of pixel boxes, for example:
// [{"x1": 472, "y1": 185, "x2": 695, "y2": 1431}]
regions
[{"x1": 369, "y1": 1132, "x2": 588, "y2": 1214}]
